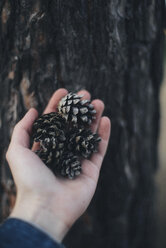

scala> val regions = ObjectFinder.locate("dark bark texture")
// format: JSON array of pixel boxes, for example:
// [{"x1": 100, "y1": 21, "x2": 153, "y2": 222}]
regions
[{"x1": 0, "y1": 1, "x2": 165, "y2": 248}]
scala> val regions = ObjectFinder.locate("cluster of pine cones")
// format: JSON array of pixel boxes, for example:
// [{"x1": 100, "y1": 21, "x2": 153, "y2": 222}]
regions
[{"x1": 32, "y1": 92, "x2": 101, "y2": 179}]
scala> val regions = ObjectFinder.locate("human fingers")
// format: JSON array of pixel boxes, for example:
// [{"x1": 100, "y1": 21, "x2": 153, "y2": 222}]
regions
[
  {"x1": 90, "y1": 117, "x2": 111, "y2": 169},
  {"x1": 77, "y1": 92, "x2": 104, "y2": 132},
  {"x1": 43, "y1": 88, "x2": 68, "y2": 114},
  {"x1": 91, "y1": 100, "x2": 104, "y2": 133},
  {"x1": 80, "y1": 117, "x2": 111, "y2": 183},
  {"x1": 77, "y1": 90, "x2": 91, "y2": 100},
  {"x1": 9, "y1": 108, "x2": 38, "y2": 149}
]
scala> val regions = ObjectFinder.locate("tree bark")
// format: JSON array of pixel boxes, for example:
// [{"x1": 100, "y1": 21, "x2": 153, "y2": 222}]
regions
[{"x1": 0, "y1": 1, "x2": 164, "y2": 247}]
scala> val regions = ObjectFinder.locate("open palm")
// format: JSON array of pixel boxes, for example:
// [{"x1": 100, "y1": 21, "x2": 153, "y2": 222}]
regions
[{"x1": 6, "y1": 88, "x2": 111, "y2": 242}]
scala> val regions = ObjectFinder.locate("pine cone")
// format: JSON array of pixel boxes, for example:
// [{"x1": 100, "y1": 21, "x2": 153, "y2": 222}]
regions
[
  {"x1": 67, "y1": 128, "x2": 101, "y2": 158},
  {"x1": 53, "y1": 152, "x2": 81, "y2": 179},
  {"x1": 32, "y1": 112, "x2": 67, "y2": 165},
  {"x1": 58, "y1": 92, "x2": 96, "y2": 126},
  {"x1": 32, "y1": 112, "x2": 67, "y2": 142}
]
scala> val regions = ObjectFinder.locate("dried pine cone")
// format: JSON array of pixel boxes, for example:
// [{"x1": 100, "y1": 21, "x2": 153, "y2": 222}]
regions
[
  {"x1": 54, "y1": 152, "x2": 81, "y2": 179},
  {"x1": 67, "y1": 128, "x2": 101, "y2": 158},
  {"x1": 32, "y1": 112, "x2": 66, "y2": 142},
  {"x1": 32, "y1": 112, "x2": 67, "y2": 165},
  {"x1": 58, "y1": 92, "x2": 96, "y2": 126}
]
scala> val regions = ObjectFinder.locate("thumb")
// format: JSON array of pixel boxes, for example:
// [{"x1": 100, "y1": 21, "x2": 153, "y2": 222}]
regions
[{"x1": 10, "y1": 108, "x2": 38, "y2": 148}]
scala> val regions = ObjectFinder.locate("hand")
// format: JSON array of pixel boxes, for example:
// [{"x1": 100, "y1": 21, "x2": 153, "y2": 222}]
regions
[{"x1": 6, "y1": 89, "x2": 111, "y2": 243}]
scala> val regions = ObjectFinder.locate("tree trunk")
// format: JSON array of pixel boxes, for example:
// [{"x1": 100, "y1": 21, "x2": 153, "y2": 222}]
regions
[{"x1": 0, "y1": 1, "x2": 164, "y2": 247}]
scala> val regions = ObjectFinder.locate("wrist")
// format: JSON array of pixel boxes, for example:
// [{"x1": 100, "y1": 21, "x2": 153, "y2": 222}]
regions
[{"x1": 10, "y1": 195, "x2": 69, "y2": 242}]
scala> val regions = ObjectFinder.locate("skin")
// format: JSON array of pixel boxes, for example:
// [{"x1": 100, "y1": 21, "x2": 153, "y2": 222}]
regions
[{"x1": 6, "y1": 88, "x2": 111, "y2": 243}]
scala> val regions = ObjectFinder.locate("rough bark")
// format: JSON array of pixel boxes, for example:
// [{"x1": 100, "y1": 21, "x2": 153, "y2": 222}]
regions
[{"x1": 0, "y1": 1, "x2": 164, "y2": 247}]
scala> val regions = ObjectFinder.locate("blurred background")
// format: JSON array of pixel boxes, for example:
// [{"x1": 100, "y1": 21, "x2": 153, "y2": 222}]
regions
[
  {"x1": 0, "y1": 1, "x2": 164, "y2": 247},
  {"x1": 157, "y1": 38, "x2": 166, "y2": 248}
]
